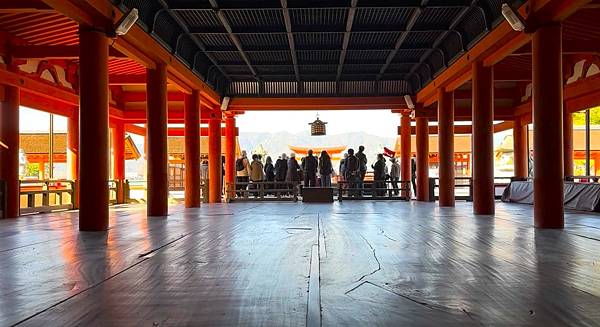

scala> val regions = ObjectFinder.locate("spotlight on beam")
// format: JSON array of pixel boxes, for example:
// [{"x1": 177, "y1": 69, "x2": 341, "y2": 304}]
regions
[
  {"x1": 404, "y1": 95, "x2": 415, "y2": 109},
  {"x1": 115, "y1": 8, "x2": 139, "y2": 36},
  {"x1": 501, "y1": 3, "x2": 525, "y2": 32}
]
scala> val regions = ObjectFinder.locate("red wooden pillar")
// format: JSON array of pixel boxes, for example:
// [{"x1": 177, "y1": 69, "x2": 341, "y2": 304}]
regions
[
  {"x1": 225, "y1": 114, "x2": 236, "y2": 199},
  {"x1": 400, "y1": 111, "x2": 411, "y2": 197},
  {"x1": 184, "y1": 90, "x2": 201, "y2": 208},
  {"x1": 146, "y1": 63, "x2": 169, "y2": 216},
  {"x1": 471, "y1": 61, "x2": 495, "y2": 215},
  {"x1": 415, "y1": 117, "x2": 429, "y2": 201},
  {"x1": 563, "y1": 110, "x2": 573, "y2": 178},
  {"x1": 67, "y1": 112, "x2": 79, "y2": 181},
  {"x1": 67, "y1": 111, "x2": 79, "y2": 208},
  {"x1": 78, "y1": 29, "x2": 109, "y2": 231},
  {"x1": 0, "y1": 65, "x2": 20, "y2": 218},
  {"x1": 113, "y1": 121, "x2": 125, "y2": 204},
  {"x1": 513, "y1": 117, "x2": 528, "y2": 178},
  {"x1": 208, "y1": 113, "x2": 222, "y2": 203},
  {"x1": 438, "y1": 89, "x2": 455, "y2": 207},
  {"x1": 532, "y1": 23, "x2": 564, "y2": 228}
]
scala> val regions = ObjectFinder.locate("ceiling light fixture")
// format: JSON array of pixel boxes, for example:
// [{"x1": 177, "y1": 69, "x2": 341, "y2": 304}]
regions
[
  {"x1": 404, "y1": 95, "x2": 415, "y2": 109},
  {"x1": 221, "y1": 97, "x2": 230, "y2": 111},
  {"x1": 501, "y1": 3, "x2": 525, "y2": 32},
  {"x1": 115, "y1": 8, "x2": 139, "y2": 36}
]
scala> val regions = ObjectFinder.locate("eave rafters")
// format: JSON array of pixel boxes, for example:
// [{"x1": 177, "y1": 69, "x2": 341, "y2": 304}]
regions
[
  {"x1": 280, "y1": 0, "x2": 300, "y2": 83},
  {"x1": 208, "y1": 0, "x2": 259, "y2": 80},
  {"x1": 336, "y1": 0, "x2": 358, "y2": 82},
  {"x1": 377, "y1": 0, "x2": 428, "y2": 81}
]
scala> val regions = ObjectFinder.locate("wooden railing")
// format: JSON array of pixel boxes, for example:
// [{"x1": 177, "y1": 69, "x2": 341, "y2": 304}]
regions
[
  {"x1": 19, "y1": 179, "x2": 133, "y2": 215},
  {"x1": 566, "y1": 176, "x2": 600, "y2": 183},
  {"x1": 428, "y1": 177, "x2": 473, "y2": 201},
  {"x1": 231, "y1": 181, "x2": 300, "y2": 202},
  {"x1": 19, "y1": 180, "x2": 75, "y2": 215},
  {"x1": 337, "y1": 180, "x2": 411, "y2": 202}
]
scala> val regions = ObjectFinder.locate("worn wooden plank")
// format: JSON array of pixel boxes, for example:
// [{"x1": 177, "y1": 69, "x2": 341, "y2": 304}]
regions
[{"x1": 0, "y1": 201, "x2": 599, "y2": 326}]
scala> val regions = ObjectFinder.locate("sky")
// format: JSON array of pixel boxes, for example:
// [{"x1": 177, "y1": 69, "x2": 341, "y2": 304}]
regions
[{"x1": 236, "y1": 110, "x2": 403, "y2": 137}]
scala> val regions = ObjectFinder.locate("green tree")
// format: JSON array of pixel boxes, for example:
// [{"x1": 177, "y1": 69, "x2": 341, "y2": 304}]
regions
[
  {"x1": 573, "y1": 106, "x2": 600, "y2": 126},
  {"x1": 24, "y1": 163, "x2": 39, "y2": 177}
]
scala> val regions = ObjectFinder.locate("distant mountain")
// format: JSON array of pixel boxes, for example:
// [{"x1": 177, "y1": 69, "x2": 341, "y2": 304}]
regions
[{"x1": 239, "y1": 131, "x2": 397, "y2": 163}]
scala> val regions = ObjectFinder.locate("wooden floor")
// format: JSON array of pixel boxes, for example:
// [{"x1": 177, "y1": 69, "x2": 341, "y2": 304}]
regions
[{"x1": 1, "y1": 201, "x2": 600, "y2": 326}]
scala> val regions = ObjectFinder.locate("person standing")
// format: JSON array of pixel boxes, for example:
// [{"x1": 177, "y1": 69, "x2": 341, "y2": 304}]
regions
[
  {"x1": 356, "y1": 145, "x2": 368, "y2": 195},
  {"x1": 250, "y1": 154, "x2": 264, "y2": 197},
  {"x1": 264, "y1": 156, "x2": 275, "y2": 194},
  {"x1": 200, "y1": 160, "x2": 209, "y2": 184},
  {"x1": 236, "y1": 150, "x2": 251, "y2": 196},
  {"x1": 339, "y1": 152, "x2": 348, "y2": 193},
  {"x1": 302, "y1": 149, "x2": 318, "y2": 187},
  {"x1": 319, "y1": 150, "x2": 333, "y2": 187},
  {"x1": 287, "y1": 153, "x2": 301, "y2": 194},
  {"x1": 411, "y1": 154, "x2": 417, "y2": 196},
  {"x1": 390, "y1": 157, "x2": 400, "y2": 195},
  {"x1": 275, "y1": 153, "x2": 288, "y2": 184},
  {"x1": 345, "y1": 148, "x2": 361, "y2": 197},
  {"x1": 372, "y1": 154, "x2": 387, "y2": 196}
]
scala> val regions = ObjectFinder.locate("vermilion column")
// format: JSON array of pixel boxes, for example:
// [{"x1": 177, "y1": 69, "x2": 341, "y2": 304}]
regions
[
  {"x1": 208, "y1": 113, "x2": 222, "y2": 203},
  {"x1": 67, "y1": 112, "x2": 79, "y2": 181},
  {"x1": 0, "y1": 66, "x2": 20, "y2": 218},
  {"x1": 78, "y1": 29, "x2": 109, "y2": 231},
  {"x1": 67, "y1": 111, "x2": 79, "y2": 208},
  {"x1": 184, "y1": 90, "x2": 201, "y2": 208},
  {"x1": 513, "y1": 117, "x2": 528, "y2": 178},
  {"x1": 438, "y1": 89, "x2": 455, "y2": 207},
  {"x1": 563, "y1": 110, "x2": 573, "y2": 178},
  {"x1": 471, "y1": 61, "x2": 495, "y2": 215},
  {"x1": 532, "y1": 23, "x2": 564, "y2": 228},
  {"x1": 146, "y1": 63, "x2": 169, "y2": 216},
  {"x1": 113, "y1": 121, "x2": 125, "y2": 203},
  {"x1": 415, "y1": 117, "x2": 429, "y2": 201},
  {"x1": 400, "y1": 111, "x2": 411, "y2": 197},
  {"x1": 225, "y1": 114, "x2": 236, "y2": 199}
]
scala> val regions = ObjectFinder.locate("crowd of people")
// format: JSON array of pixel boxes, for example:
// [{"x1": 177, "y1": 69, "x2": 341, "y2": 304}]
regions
[{"x1": 233, "y1": 145, "x2": 417, "y2": 198}]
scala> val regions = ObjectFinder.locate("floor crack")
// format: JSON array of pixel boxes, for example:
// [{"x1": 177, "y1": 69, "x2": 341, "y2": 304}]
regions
[
  {"x1": 378, "y1": 228, "x2": 398, "y2": 242},
  {"x1": 355, "y1": 234, "x2": 382, "y2": 282}
]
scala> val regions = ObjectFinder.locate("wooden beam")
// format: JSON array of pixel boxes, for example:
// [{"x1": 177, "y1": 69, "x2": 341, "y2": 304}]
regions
[
  {"x1": 41, "y1": 0, "x2": 221, "y2": 105},
  {"x1": 123, "y1": 108, "x2": 222, "y2": 124},
  {"x1": 121, "y1": 91, "x2": 186, "y2": 102},
  {"x1": 228, "y1": 97, "x2": 408, "y2": 111},
  {"x1": 415, "y1": 103, "x2": 515, "y2": 121},
  {"x1": 405, "y1": 121, "x2": 514, "y2": 135},
  {"x1": 11, "y1": 45, "x2": 125, "y2": 59},
  {"x1": 416, "y1": 0, "x2": 590, "y2": 105},
  {"x1": 109, "y1": 74, "x2": 146, "y2": 85}
]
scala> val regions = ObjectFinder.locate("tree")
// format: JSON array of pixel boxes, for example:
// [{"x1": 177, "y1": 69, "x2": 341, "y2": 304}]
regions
[{"x1": 573, "y1": 106, "x2": 600, "y2": 126}]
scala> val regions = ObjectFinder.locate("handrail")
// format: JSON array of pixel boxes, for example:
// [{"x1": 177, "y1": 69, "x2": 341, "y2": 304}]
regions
[
  {"x1": 19, "y1": 179, "x2": 75, "y2": 215},
  {"x1": 337, "y1": 180, "x2": 411, "y2": 202},
  {"x1": 428, "y1": 177, "x2": 473, "y2": 201},
  {"x1": 232, "y1": 181, "x2": 300, "y2": 202},
  {"x1": 566, "y1": 176, "x2": 600, "y2": 183}
]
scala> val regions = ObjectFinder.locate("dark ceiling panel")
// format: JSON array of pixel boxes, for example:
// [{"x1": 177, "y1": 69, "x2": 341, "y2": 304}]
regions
[{"x1": 116, "y1": 0, "x2": 524, "y2": 96}]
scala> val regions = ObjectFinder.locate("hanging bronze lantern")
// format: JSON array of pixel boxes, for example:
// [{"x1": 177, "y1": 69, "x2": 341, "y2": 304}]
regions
[{"x1": 309, "y1": 115, "x2": 327, "y2": 136}]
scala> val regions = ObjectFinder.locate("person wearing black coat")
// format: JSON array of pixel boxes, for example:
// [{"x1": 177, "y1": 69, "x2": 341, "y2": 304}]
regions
[
  {"x1": 302, "y1": 149, "x2": 318, "y2": 187},
  {"x1": 274, "y1": 153, "x2": 288, "y2": 182},
  {"x1": 372, "y1": 153, "x2": 387, "y2": 197},
  {"x1": 318, "y1": 150, "x2": 333, "y2": 187},
  {"x1": 264, "y1": 156, "x2": 275, "y2": 195}
]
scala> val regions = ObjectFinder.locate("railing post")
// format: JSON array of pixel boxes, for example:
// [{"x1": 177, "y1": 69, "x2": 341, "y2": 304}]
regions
[
  {"x1": 42, "y1": 181, "x2": 49, "y2": 209},
  {"x1": 428, "y1": 178, "x2": 435, "y2": 202}
]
